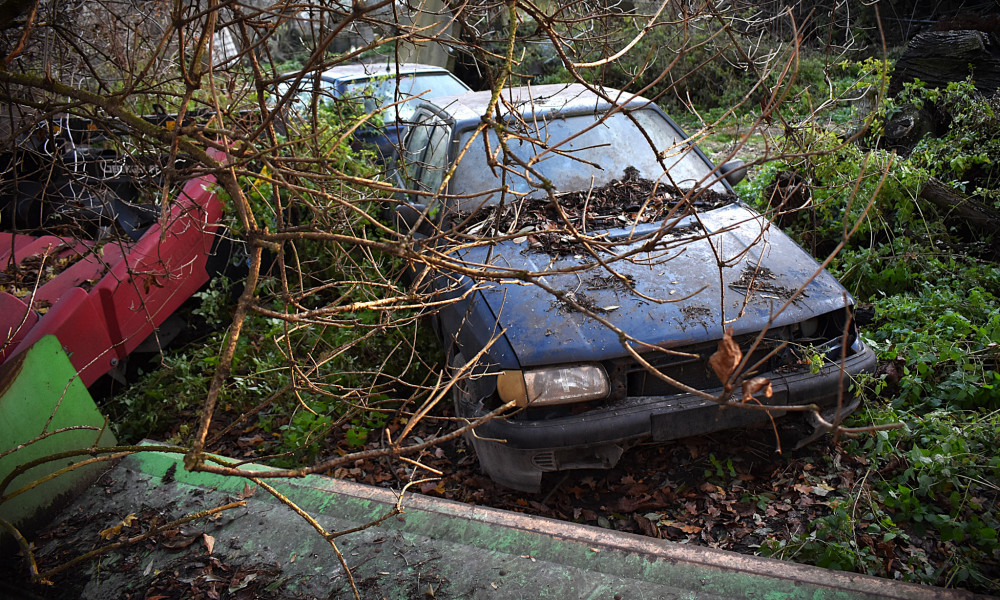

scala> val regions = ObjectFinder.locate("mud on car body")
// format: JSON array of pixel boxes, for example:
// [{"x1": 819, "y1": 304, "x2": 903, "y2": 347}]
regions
[{"x1": 393, "y1": 84, "x2": 877, "y2": 492}]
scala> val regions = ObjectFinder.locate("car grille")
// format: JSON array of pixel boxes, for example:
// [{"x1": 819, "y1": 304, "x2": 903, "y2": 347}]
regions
[
  {"x1": 519, "y1": 309, "x2": 859, "y2": 420},
  {"x1": 624, "y1": 334, "x2": 783, "y2": 397}
]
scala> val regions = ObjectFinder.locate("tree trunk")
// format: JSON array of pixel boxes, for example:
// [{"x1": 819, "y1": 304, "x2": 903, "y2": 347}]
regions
[
  {"x1": 888, "y1": 30, "x2": 1000, "y2": 97},
  {"x1": 919, "y1": 177, "x2": 1000, "y2": 235}
]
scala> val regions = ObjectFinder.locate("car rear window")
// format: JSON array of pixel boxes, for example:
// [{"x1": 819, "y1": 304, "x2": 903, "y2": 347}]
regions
[
  {"x1": 278, "y1": 71, "x2": 469, "y2": 122},
  {"x1": 448, "y1": 108, "x2": 724, "y2": 212}
]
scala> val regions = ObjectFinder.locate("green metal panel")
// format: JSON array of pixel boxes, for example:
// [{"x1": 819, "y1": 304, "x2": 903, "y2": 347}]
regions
[{"x1": 0, "y1": 335, "x2": 116, "y2": 536}]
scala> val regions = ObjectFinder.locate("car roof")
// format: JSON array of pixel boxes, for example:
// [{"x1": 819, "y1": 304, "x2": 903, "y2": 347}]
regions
[
  {"x1": 316, "y1": 62, "x2": 459, "y2": 83},
  {"x1": 422, "y1": 84, "x2": 658, "y2": 127}
]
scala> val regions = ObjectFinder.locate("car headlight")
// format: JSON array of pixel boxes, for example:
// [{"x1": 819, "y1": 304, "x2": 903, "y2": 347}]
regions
[{"x1": 497, "y1": 364, "x2": 609, "y2": 407}]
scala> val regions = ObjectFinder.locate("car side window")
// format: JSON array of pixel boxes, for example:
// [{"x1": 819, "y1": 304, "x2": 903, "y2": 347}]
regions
[
  {"x1": 402, "y1": 118, "x2": 430, "y2": 182},
  {"x1": 420, "y1": 125, "x2": 450, "y2": 193},
  {"x1": 402, "y1": 111, "x2": 451, "y2": 198}
]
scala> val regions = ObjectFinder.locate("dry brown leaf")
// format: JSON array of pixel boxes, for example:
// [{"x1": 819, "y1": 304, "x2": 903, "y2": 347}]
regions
[
  {"x1": 203, "y1": 533, "x2": 215, "y2": 554},
  {"x1": 633, "y1": 513, "x2": 658, "y2": 537},
  {"x1": 699, "y1": 482, "x2": 718, "y2": 493},
  {"x1": 237, "y1": 483, "x2": 257, "y2": 499},
  {"x1": 685, "y1": 442, "x2": 699, "y2": 459},
  {"x1": 741, "y1": 376, "x2": 773, "y2": 403},
  {"x1": 161, "y1": 535, "x2": 199, "y2": 550},
  {"x1": 709, "y1": 328, "x2": 741, "y2": 384},
  {"x1": 98, "y1": 513, "x2": 137, "y2": 540}
]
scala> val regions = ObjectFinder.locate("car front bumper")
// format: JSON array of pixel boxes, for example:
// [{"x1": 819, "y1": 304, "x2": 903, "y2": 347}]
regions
[{"x1": 457, "y1": 337, "x2": 878, "y2": 491}]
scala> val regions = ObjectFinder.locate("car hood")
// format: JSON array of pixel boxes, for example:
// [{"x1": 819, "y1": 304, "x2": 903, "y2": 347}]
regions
[{"x1": 450, "y1": 203, "x2": 853, "y2": 367}]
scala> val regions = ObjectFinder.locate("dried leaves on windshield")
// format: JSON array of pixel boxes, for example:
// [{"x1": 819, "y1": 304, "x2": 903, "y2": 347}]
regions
[{"x1": 453, "y1": 168, "x2": 735, "y2": 244}]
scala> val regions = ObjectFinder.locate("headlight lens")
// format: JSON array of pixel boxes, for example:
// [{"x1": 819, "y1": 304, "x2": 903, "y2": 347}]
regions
[{"x1": 497, "y1": 364, "x2": 609, "y2": 407}]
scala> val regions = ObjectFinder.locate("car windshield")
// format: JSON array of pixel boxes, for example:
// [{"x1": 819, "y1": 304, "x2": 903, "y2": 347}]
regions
[{"x1": 447, "y1": 108, "x2": 725, "y2": 213}]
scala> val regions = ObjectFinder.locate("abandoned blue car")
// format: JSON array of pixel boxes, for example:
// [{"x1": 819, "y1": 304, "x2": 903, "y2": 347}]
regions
[{"x1": 394, "y1": 84, "x2": 877, "y2": 491}]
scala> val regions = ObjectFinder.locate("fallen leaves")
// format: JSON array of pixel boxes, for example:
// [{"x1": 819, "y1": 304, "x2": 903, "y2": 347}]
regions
[
  {"x1": 419, "y1": 480, "x2": 447, "y2": 495},
  {"x1": 236, "y1": 483, "x2": 257, "y2": 499},
  {"x1": 191, "y1": 377, "x2": 935, "y2": 591},
  {"x1": 202, "y1": 533, "x2": 216, "y2": 555},
  {"x1": 611, "y1": 489, "x2": 671, "y2": 513},
  {"x1": 793, "y1": 482, "x2": 834, "y2": 498},
  {"x1": 633, "y1": 513, "x2": 659, "y2": 537},
  {"x1": 0, "y1": 250, "x2": 80, "y2": 292},
  {"x1": 98, "y1": 513, "x2": 137, "y2": 540},
  {"x1": 29, "y1": 504, "x2": 284, "y2": 598},
  {"x1": 658, "y1": 520, "x2": 703, "y2": 534},
  {"x1": 709, "y1": 328, "x2": 741, "y2": 385},
  {"x1": 160, "y1": 529, "x2": 200, "y2": 550},
  {"x1": 456, "y1": 174, "x2": 733, "y2": 254}
]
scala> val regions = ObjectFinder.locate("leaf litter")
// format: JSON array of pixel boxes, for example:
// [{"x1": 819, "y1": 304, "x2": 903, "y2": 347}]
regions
[
  {"x1": 267, "y1": 403, "x2": 992, "y2": 590},
  {"x1": 454, "y1": 168, "x2": 734, "y2": 255},
  {"x1": 19, "y1": 406, "x2": 994, "y2": 596}
]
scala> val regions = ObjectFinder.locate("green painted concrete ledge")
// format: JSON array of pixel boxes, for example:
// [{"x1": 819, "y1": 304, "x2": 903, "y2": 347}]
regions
[
  {"x1": 11, "y1": 448, "x2": 986, "y2": 600},
  {"x1": 0, "y1": 335, "x2": 116, "y2": 538}
]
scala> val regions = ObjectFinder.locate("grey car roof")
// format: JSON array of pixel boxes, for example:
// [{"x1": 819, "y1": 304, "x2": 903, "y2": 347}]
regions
[
  {"x1": 422, "y1": 84, "x2": 658, "y2": 126},
  {"x1": 317, "y1": 62, "x2": 462, "y2": 84}
]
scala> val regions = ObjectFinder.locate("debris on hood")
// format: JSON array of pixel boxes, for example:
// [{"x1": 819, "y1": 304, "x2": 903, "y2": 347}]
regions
[{"x1": 729, "y1": 265, "x2": 804, "y2": 302}]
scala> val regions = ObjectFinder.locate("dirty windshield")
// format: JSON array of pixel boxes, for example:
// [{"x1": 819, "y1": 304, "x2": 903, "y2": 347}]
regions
[
  {"x1": 449, "y1": 109, "x2": 726, "y2": 213},
  {"x1": 448, "y1": 108, "x2": 734, "y2": 237},
  {"x1": 277, "y1": 72, "x2": 467, "y2": 120}
]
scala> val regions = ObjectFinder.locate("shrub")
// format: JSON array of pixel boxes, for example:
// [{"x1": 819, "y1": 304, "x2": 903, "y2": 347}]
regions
[{"x1": 741, "y1": 63, "x2": 1000, "y2": 592}]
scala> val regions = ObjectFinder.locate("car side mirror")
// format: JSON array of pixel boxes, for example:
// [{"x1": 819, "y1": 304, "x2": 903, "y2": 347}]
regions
[{"x1": 720, "y1": 159, "x2": 747, "y2": 187}]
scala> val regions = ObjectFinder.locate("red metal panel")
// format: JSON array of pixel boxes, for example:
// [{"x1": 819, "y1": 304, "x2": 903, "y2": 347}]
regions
[
  {"x1": 13, "y1": 287, "x2": 116, "y2": 383},
  {"x1": 0, "y1": 233, "x2": 46, "y2": 263},
  {"x1": 0, "y1": 293, "x2": 38, "y2": 364},
  {"x1": 1, "y1": 150, "x2": 224, "y2": 386}
]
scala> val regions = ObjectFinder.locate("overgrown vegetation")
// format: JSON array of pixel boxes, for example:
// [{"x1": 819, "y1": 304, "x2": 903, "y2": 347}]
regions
[
  {"x1": 516, "y1": 16, "x2": 1000, "y2": 587},
  {"x1": 737, "y1": 68, "x2": 1000, "y2": 591},
  {"x1": 3, "y1": 0, "x2": 998, "y2": 596},
  {"x1": 104, "y1": 96, "x2": 439, "y2": 461},
  {"x1": 524, "y1": 34, "x2": 1000, "y2": 592},
  {"x1": 113, "y1": 25, "x2": 1000, "y2": 592}
]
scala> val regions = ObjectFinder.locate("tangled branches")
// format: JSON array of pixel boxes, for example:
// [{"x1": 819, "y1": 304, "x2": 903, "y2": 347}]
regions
[{"x1": 0, "y1": 0, "x2": 900, "y2": 595}]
